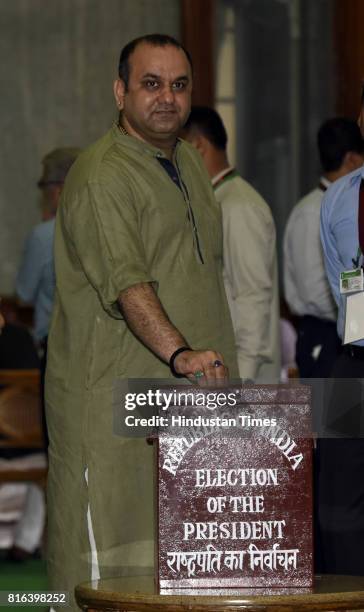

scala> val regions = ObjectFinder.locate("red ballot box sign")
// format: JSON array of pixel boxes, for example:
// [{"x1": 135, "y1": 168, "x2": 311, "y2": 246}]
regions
[{"x1": 155, "y1": 385, "x2": 313, "y2": 589}]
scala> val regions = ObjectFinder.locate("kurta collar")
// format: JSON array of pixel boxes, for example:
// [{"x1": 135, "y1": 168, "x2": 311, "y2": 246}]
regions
[
  {"x1": 319, "y1": 176, "x2": 331, "y2": 190},
  {"x1": 111, "y1": 122, "x2": 180, "y2": 160},
  {"x1": 347, "y1": 165, "x2": 364, "y2": 187},
  {"x1": 211, "y1": 166, "x2": 235, "y2": 188}
]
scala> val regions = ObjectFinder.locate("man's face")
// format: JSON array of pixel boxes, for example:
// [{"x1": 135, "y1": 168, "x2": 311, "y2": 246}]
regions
[
  {"x1": 115, "y1": 43, "x2": 192, "y2": 145},
  {"x1": 39, "y1": 184, "x2": 62, "y2": 221}
]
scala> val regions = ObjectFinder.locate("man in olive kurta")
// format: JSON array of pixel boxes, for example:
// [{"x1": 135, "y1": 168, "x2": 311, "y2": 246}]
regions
[{"x1": 46, "y1": 34, "x2": 238, "y2": 609}]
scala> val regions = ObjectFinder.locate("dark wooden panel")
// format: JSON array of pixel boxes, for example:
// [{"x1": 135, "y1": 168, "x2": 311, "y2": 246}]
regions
[
  {"x1": 334, "y1": 0, "x2": 364, "y2": 118},
  {"x1": 181, "y1": 0, "x2": 215, "y2": 106}
]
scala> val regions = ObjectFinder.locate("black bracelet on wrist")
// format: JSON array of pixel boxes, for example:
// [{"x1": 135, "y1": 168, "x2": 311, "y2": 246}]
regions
[{"x1": 169, "y1": 346, "x2": 191, "y2": 377}]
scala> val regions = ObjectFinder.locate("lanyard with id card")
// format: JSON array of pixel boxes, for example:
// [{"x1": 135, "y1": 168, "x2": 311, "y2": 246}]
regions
[{"x1": 343, "y1": 179, "x2": 364, "y2": 344}]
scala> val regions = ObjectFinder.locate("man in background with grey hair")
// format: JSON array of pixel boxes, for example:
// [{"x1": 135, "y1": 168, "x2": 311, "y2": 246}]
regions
[
  {"x1": 17, "y1": 147, "x2": 81, "y2": 350},
  {"x1": 17, "y1": 147, "x2": 81, "y2": 440}
]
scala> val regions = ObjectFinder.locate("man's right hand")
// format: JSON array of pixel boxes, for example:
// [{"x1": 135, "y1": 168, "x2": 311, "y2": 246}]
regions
[
  {"x1": 173, "y1": 349, "x2": 228, "y2": 384},
  {"x1": 119, "y1": 283, "x2": 229, "y2": 384}
]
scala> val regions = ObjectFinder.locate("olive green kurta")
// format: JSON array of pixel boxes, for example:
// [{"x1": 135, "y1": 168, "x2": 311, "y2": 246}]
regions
[{"x1": 45, "y1": 124, "x2": 238, "y2": 609}]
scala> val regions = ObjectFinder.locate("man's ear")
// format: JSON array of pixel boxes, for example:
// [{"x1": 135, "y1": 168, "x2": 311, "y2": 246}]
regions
[
  {"x1": 51, "y1": 184, "x2": 63, "y2": 214},
  {"x1": 194, "y1": 133, "x2": 208, "y2": 157},
  {"x1": 113, "y1": 79, "x2": 126, "y2": 110},
  {"x1": 343, "y1": 150, "x2": 364, "y2": 171},
  {"x1": 182, "y1": 130, "x2": 208, "y2": 159}
]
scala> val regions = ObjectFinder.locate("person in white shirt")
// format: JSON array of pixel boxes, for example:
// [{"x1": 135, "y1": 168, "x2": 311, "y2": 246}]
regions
[
  {"x1": 284, "y1": 117, "x2": 364, "y2": 377},
  {"x1": 183, "y1": 106, "x2": 280, "y2": 381}
]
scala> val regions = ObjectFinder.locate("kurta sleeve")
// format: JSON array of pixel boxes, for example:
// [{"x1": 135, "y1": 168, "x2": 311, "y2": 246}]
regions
[{"x1": 63, "y1": 180, "x2": 157, "y2": 318}]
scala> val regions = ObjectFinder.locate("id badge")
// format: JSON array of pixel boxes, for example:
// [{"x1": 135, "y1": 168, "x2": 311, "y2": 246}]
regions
[
  {"x1": 339, "y1": 268, "x2": 363, "y2": 294},
  {"x1": 343, "y1": 291, "x2": 364, "y2": 344}
]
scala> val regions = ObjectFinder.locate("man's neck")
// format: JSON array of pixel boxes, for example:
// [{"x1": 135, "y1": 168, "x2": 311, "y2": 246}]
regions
[
  {"x1": 205, "y1": 151, "x2": 230, "y2": 180},
  {"x1": 323, "y1": 170, "x2": 340, "y2": 183},
  {"x1": 120, "y1": 117, "x2": 176, "y2": 161},
  {"x1": 323, "y1": 166, "x2": 355, "y2": 183},
  {"x1": 42, "y1": 210, "x2": 56, "y2": 222}
]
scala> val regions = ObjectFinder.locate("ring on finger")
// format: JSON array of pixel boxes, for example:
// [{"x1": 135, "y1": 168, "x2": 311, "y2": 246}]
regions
[{"x1": 194, "y1": 370, "x2": 204, "y2": 378}]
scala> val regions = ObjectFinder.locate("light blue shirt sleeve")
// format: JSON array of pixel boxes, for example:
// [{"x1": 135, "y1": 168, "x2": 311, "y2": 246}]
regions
[
  {"x1": 320, "y1": 167, "x2": 364, "y2": 344},
  {"x1": 16, "y1": 228, "x2": 45, "y2": 303},
  {"x1": 16, "y1": 219, "x2": 56, "y2": 341}
]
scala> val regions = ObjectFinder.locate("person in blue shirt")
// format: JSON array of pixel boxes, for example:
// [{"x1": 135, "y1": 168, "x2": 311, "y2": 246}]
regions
[
  {"x1": 16, "y1": 148, "x2": 81, "y2": 449},
  {"x1": 16, "y1": 148, "x2": 81, "y2": 344},
  {"x1": 319, "y1": 87, "x2": 364, "y2": 575}
]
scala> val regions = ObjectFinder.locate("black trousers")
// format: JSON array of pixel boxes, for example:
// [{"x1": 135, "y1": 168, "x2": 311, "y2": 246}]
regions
[
  {"x1": 40, "y1": 336, "x2": 49, "y2": 450},
  {"x1": 316, "y1": 350, "x2": 364, "y2": 575},
  {"x1": 296, "y1": 315, "x2": 341, "y2": 378}
]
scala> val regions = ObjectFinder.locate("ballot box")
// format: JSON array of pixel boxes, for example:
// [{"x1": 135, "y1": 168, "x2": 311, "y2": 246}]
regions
[{"x1": 155, "y1": 384, "x2": 313, "y2": 589}]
